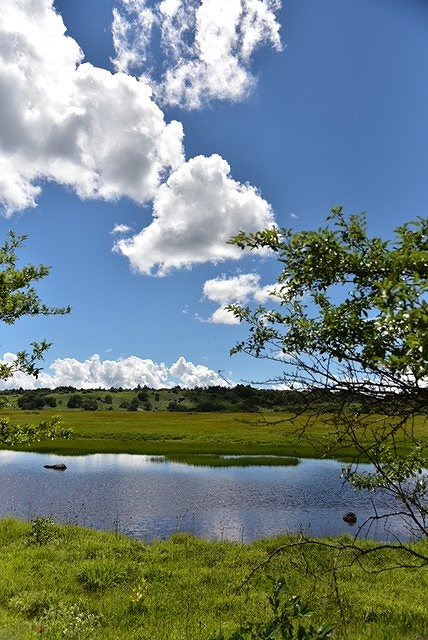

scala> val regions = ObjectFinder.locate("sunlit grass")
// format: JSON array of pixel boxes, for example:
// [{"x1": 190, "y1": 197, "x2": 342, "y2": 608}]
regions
[
  {"x1": 0, "y1": 518, "x2": 426, "y2": 639},
  {"x1": 1, "y1": 411, "x2": 426, "y2": 462}
]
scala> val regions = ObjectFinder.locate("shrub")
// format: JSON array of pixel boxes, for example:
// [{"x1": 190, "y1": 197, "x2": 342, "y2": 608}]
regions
[
  {"x1": 196, "y1": 401, "x2": 220, "y2": 412},
  {"x1": 17, "y1": 392, "x2": 46, "y2": 410},
  {"x1": 211, "y1": 579, "x2": 334, "y2": 640},
  {"x1": 27, "y1": 516, "x2": 59, "y2": 546},
  {"x1": 82, "y1": 398, "x2": 98, "y2": 411},
  {"x1": 128, "y1": 397, "x2": 140, "y2": 411},
  {"x1": 67, "y1": 394, "x2": 83, "y2": 409}
]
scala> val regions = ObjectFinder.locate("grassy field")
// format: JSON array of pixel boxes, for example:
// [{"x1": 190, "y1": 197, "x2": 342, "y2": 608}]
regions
[
  {"x1": 0, "y1": 518, "x2": 426, "y2": 640},
  {"x1": 1, "y1": 410, "x2": 427, "y2": 462}
]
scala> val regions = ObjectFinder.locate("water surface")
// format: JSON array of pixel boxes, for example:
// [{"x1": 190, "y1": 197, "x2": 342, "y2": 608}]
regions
[{"x1": 0, "y1": 451, "x2": 413, "y2": 543}]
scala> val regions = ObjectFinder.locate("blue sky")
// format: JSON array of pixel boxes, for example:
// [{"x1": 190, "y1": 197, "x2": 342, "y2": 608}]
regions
[{"x1": 0, "y1": 0, "x2": 427, "y2": 389}]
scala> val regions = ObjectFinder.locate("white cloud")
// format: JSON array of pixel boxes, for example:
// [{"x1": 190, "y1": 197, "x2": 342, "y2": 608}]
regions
[
  {"x1": 253, "y1": 283, "x2": 280, "y2": 303},
  {"x1": 1, "y1": 1, "x2": 278, "y2": 276},
  {"x1": 273, "y1": 349, "x2": 294, "y2": 362},
  {"x1": 210, "y1": 307, "x2": 241, "y2": 325},
  {"x1": 112, "y1": 0, "x2": 156, "y2": 74},
  {"x1": 169, "y1": 356, "x2": 229, "y2": 387},
  {"x1": 0, "y1": 353, "x2": 230, "y2": 389},
  {"x1": 114, "y1": 154, "x2": 275, "y2": 275},
  {"x1": 112, "y1": 0, "x2": 283, "y2": 109},
  {"x1": 111, "y1": 223, "x2": 133, "y2": 235},
  {"x1": 203, "y1": 273, "x2": 261, "y2": 305},
  {"x1": 0, "y1": 0, "x2": 184, "y2": 214},
  {"x1": 203, "y1": 272, "x2": 279, "y2": 324}
]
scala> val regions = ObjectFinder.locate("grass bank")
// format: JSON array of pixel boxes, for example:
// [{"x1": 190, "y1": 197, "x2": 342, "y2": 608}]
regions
[
  {"x1": 2, "y1": 411, "x2": 427, "y2": 463},
  {"x1": 0, "y1": 518, "x2": 426, "y2": 639}
]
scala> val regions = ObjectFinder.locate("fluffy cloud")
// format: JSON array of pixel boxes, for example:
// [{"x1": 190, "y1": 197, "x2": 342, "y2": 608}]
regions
[
  {"x1": 112, "y1": 0, "x2": 282, "y2": 109},
  {"x1": 203, "y1": 273, "x2": 279, "y2": 324},
  {"x1": 2, "y1": 1, "x2": 278, "y2": 276},
  {"x1": 0, "y1": 0, "x2": 184, "y2": 214},
  {"x1": 114, "y1": 154, "x2": 275, "y2": 275},
  {"x1": 111, "y1": 223, "x2": 133, "y2": 235},
  {"x1": 169, "y1": 356, "x2": 229, "y2": 387},
  {"x1": 0, "y1": 353, "x2": 229, "y2": 390}
]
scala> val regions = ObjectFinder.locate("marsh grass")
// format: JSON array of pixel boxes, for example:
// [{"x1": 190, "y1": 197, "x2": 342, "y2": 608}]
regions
[
  {"x1": 1, "y1": 411, "x2": 425, "y2": 462},
  {"x1": 0, "y1": 519, "x2": 427, "y2": 639},
  {"x1": 165, "y1": 454, "x2": 300, "y2": 467}
]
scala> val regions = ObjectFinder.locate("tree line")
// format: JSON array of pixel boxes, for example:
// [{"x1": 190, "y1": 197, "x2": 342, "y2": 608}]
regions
[{"x1": 2, "y1": 384, "x2": 426, "y2": 414}]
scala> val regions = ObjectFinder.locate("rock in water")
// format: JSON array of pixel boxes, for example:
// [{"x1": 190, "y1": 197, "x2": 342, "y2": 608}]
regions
[
  {"x1": 343, "y1": 512, "x2": 357, "y2": 524},
  {"x1": 43, "y1": 463, "x2": 67, "y2": 471}
]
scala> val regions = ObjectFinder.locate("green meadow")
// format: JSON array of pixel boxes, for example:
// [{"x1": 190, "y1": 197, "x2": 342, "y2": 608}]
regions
[
  {"x1": 0, "y1": 519, "x2": 427, "y2": 640},
  {"x1": 2, "y1": 410, "x2": 427, "y2": 463}
]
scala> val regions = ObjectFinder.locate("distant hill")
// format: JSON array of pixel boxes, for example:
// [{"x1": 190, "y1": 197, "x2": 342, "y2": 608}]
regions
[{"x1": 0, "y1": 385, "x2": 421, "y2": 415}]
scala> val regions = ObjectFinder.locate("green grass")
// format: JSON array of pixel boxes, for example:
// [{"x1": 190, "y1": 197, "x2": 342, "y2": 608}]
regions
[
  {"x1": 1, "y1": 410, "x2": 426, "y2": 462},
  {"x1": 165, "y1": 454, "x2": 299, "y2": 467},
  {"x1": 0, "y1": 518, "x2": 426, "y2": 639},
  {"x1": 166, "y1": 453, "x2": 299, "y2": 467}
]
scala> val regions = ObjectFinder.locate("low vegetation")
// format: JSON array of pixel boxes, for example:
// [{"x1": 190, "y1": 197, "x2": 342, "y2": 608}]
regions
[
  {"x1": 1, "y1": 409, "x2": 426, "y2": 462},
  {"x1": 0, "y1": 519, "x2": 426, "y2": 640}
]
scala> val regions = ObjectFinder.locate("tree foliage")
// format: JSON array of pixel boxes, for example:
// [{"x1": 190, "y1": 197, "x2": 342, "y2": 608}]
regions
[
  {"x1": 229, "y1": 208, "x2": 428, "y2": 542},
  {"x1": 230, "y1": 208, "x2": 427, "y2": 400},
  {"x1": 67, "y1": 394, "x2": 83, "y2": 409},
  {"x1": 0, "y1": 232, "x2": 71, "y2": 446}
]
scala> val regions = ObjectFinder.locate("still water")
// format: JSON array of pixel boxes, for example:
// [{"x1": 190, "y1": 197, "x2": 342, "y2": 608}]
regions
[{"x1": 0, "y1": 451, "x2": 411, "y2": 543}]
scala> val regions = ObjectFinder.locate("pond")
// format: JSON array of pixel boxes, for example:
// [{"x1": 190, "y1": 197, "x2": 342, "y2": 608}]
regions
[{"x1": 0, "y1": 451, "x2": 414, "y2": 543}]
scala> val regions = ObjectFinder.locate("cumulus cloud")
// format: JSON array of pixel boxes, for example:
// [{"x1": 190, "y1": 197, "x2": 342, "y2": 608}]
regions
[
  {"x1": 253, "y1": 283, "x2": 280, "y2": 303},
  {"x1": 203, "y1": 272, "x2": 279, "y2": 324},
  {"x1": 114, "y1": 154, "x2": 275, "y2": 275},
  {"x1": 204, "y1": 273, "x2": 260, "y2": 305},
  {"x1": 169, "y1": 356, "x2": 229, "y2": 387},
  {"x1": 0, "y1": 0, "x2": 184, "y2": 214},
  {"x1": 112, "y1": 0, "x2": 282, "y2": 109},
  {"x1": 0, "y1": 353, "x2": 230, "y2": 389},
  {"x1": 111, "y1": 223, "x2": 133, "y2": 234},
  {"x1": 1, "y1": 1, "x2": 278, "y2": 276}
]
